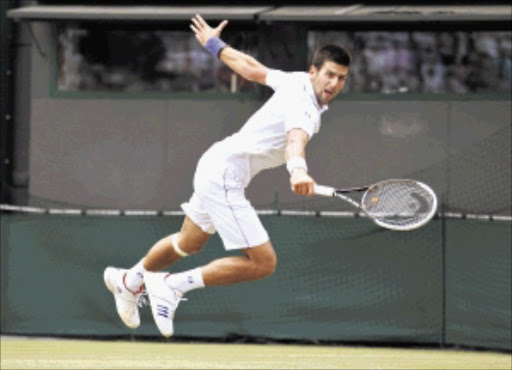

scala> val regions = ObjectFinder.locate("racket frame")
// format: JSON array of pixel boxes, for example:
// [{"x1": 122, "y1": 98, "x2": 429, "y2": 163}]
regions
[{"x1": 314, "y1": 180, "x2": 437, "y2": 231}]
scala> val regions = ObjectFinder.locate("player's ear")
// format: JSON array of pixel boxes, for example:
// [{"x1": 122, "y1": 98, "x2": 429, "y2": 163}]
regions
[{"x1": 309, "y1": 65, "x2": 317, "y2": 77}]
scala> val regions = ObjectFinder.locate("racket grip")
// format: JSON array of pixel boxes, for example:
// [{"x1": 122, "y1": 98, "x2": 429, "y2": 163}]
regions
[{"x1": 314, "y1": 184, "x2": 336, "y2": 197}]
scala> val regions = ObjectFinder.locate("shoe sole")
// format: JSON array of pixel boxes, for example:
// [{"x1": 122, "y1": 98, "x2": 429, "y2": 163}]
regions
[{"x1": 103, "y1": 267, "x2": 115, "y2": 294}]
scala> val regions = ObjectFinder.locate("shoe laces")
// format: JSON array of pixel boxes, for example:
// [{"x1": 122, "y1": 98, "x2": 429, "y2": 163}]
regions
[
  {"x1": 136, "y1": 289, "x2": 187, "y2": 309},
  {"x1": 169, "y1": 291, "x2": 188, "y2": 309},
  {"x1": 167, "y1": 295, "x2": 187, "y2": 320},
  {"x1": 136, "y1": 290, "x2": 149, "y2": 308}
]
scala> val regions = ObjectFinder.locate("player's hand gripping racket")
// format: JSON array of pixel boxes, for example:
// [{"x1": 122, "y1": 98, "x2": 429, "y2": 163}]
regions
[{"x1": 314, "y1": 179, "x2": 437, "y2": 231}]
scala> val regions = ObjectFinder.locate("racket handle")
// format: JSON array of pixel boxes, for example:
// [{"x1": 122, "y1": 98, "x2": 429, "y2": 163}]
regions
[{"x1": 314, "y1": 184, "x2": 336, "y2": 197}]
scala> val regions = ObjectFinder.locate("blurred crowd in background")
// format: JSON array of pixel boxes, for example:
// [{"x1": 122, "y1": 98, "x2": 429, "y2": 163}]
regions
[
  {"x1": 58, "y1": 28, "x2": 258, "y2": 93},
  {"x1": 311, "y1": 31, "x2": 512, "y2": 94},
  {"x1": 58, "y1": 27, "x2": 511, "y2": 94}
]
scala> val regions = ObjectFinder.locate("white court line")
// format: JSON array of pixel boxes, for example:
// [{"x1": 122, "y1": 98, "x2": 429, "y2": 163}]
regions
[
  {"x1": 1, "y1": 204, "x2": 510, "y2": 222},
  {"x1": 84, "y1": 209, "x2": 122, "y2": 216},
  {"x1": 123, "y1": 210, "x2": 159, "y2": 216},
  {"x1": 1, "y1": 204, "x2": 46, "y2": 213},
  {"x1": 48, "y1": 208, "x2": 82, "y2": 215},
  {"x1": 280, "y1": 210, "x2": 317, "y2": 216},
  {"x1": 162, "y1": 210, "x2": 186, "y2": 216}
]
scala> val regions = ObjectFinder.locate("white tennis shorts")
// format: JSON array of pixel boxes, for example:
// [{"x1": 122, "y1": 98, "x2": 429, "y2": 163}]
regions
[{"x1": 181, "y1": 146, "x2": 269, "y2": 251}]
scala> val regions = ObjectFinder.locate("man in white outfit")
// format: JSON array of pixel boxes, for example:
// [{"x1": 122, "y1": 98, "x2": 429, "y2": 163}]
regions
[{"x1": 104, "y1": 14, "x2": 351, "y2": 337}]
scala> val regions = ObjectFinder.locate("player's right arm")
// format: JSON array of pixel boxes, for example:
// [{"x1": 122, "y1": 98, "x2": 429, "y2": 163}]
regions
[
  {"x1": 190, "y1": 14, "x2": 269, "y2": 86},
  {"x1": 218, "y1": 47, "x2": 269, "y2": 86},
  {"x1": 286, "y1": 129, "x2": 316, "y2": 196}
]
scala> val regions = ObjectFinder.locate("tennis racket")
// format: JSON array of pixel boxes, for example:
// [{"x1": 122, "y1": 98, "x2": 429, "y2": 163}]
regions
[{"x1": 314, "y1": 179, "x2": 437, "y2": 231}]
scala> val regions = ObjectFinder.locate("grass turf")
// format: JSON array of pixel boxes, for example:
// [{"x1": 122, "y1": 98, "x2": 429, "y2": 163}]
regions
[{"x1": 1, "y1": 336, "x2": 511, "y2": 369}]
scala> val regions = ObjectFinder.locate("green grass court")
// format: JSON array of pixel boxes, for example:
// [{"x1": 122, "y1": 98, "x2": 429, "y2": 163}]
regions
[{"x1": 1, "y1": 336, "x2": 510, "y2": 369}]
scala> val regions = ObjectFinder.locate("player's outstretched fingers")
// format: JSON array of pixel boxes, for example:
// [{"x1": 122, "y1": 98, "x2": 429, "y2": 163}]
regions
[
  {"x1": 196, "y1": 14, "x2": 208, "y2": 27},
  {"x1": 216, "y1": 20, "x2": 228, "y2": 34},
  {"x1": 191, "y1": 15, "x2": 202, "y2": 30}
]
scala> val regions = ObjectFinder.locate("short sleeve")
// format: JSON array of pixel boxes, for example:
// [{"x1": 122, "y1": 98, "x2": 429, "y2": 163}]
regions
[
  {"x1": 268, "y1": 70, "x2": 319, "y2": 138},
  {"x1": 265, "y1": 69, "x2": 289, "y2": 91},
  {"x1": 283, "y1": 101, "x2": 317, "y2": 138}
]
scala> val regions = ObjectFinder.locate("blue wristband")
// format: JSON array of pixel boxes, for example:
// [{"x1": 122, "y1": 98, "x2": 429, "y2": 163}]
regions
[{"x1": 205, "y1": 37, "x2": 226, "y2": 59}]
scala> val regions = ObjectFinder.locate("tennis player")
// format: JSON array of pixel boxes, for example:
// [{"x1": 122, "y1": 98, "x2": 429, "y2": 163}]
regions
[{"x1": 104, "y1": 14, "x2": 351, "y2": 337}]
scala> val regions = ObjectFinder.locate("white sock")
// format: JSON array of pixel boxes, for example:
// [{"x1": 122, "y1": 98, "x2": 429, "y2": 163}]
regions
[
  {"x1": 124, "y1": 259, "x2": 146, "y2": 293},
  {"x1": 165, "y1": 267, "x2": 205, "y2": 294}
]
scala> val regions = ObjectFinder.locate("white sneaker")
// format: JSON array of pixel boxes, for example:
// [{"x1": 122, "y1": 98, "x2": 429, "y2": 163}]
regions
[
  {"x1": 103, "y1": 267, "x2": 144, "y2": 329},
  {"x1": 144, "y1": 272, "x2": 186, "y2": 338}
]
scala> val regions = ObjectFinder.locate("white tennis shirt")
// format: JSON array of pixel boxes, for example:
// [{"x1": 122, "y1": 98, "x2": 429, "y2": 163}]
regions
[{"x1": 197, "y1": 69, "x2": 329, "y2": 189}]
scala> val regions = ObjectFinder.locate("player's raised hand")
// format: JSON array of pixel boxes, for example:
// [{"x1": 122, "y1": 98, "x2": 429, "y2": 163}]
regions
[{"x1": 190, "y1": 14, "x2": 228, "y2": 47}]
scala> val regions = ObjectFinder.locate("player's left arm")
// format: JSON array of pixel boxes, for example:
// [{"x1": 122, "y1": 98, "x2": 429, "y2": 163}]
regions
[{"x1": 190, "y1": 14, "x2": 269, "y2": 85}]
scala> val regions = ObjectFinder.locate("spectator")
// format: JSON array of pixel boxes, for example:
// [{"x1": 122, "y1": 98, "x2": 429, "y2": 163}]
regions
[
  {"x1": 58, "y1": 27, "x2": 511, "y2": 95},
  {"x1": 422, "y1": 64, "x2": 445, "y2": 93}
]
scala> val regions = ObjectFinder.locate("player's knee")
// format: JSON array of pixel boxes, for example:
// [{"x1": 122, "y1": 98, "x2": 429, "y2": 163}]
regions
[
  {"x1": 171, "y1": 233, "x2": 206, "y2": 256},
  {"x1": 245, "y1": 241, "x2": 277, "y2": 278},
  {"x1": 264, "y1": 255, "x2": 277, "y2": 277},
  {"x1": 177, "y1": 240, "x2": 205, "y2": 255},
  {"x1": 257, "y1": 249, "x2": 277, "y2": 278}
]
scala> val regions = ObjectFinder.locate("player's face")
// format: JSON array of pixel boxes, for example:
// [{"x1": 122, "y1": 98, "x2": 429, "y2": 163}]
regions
[{"x1": 310, "y1": 61, "x2": 349, "y2": 106}]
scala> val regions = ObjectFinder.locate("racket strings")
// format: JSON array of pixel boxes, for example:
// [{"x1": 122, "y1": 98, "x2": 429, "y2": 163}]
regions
[{"x1": 362, "y1": 181, "x2": 435, "y2": 228}]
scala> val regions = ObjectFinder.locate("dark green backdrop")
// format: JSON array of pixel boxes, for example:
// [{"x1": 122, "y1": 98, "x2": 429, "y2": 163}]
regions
[{"x1": 1, "y1": 214, "x2": 510, "y2": 350}]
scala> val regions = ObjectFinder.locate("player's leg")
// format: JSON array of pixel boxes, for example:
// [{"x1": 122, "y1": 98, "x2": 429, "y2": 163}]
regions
[
  {"x1": 145, "y1": 238, "x2": 277, "y2": 338},
  {"x1": 171, "y1": 181, "x2": 277, "y2": 288},
  {"x1": 145, "y1": 184, "x2": 277, "y2": 337},
  {"x1": 143, "y1": 239, "x2": 277, "y2": 300},
  {"x1": 143, "y1": 194, "x2": 220, "y2": 337},
  {"x1": 104, "y1": 213, "x2": 212, "y2": 330},
  {"x1": 122, "y1": 215, "x2": 210, "y2": 293},
  {"x1": 201, "y1": 240, "x2": 277, "y2": 286},
  {"x1": 142, "y1": 216, "x2": 211, "y2": 272},
  {"x1": 147, "y1": 178, "x2": 276, "y2": 288}
]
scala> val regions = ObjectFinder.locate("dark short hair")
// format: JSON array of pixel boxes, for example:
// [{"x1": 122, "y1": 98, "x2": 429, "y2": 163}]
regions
[{"x1": 312, "y1": 44, "x2": 351, "y2": 69}]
